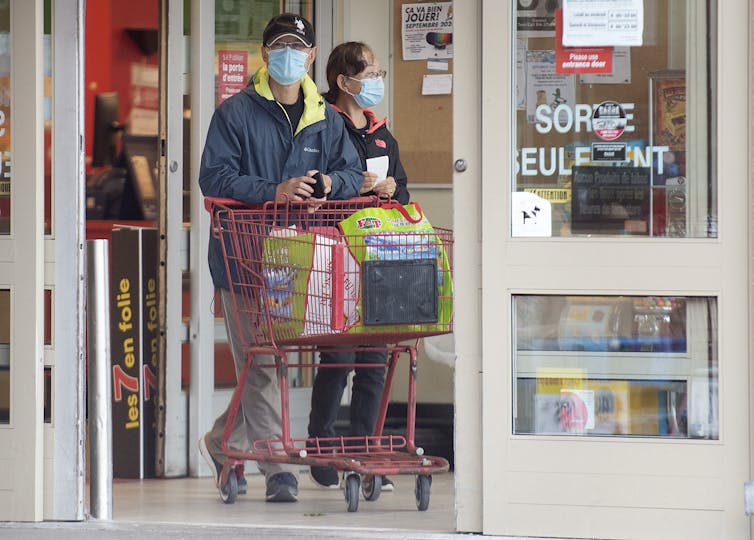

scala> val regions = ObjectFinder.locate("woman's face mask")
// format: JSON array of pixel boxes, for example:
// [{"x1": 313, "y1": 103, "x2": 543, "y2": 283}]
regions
[
  {"x1": 267, "y1": 47, "x2": 309, "y2": 85},
  {"x1": 347, "y1": 76, "x2": 385, "y2": 109}
]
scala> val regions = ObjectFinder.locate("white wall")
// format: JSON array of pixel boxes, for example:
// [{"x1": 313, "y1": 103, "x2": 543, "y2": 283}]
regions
[{"x1": 339, "y1": 0, "x2": 391, "y2": 121}]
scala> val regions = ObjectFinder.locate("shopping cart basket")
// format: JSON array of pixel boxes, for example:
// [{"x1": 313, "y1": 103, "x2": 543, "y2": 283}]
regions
[{"x1": 205, "y1": 196, "x2": 454, "y2": 512}]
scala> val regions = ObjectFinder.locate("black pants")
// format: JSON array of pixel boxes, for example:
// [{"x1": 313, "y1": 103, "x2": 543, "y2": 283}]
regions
[{"x1": 308, "y1": 347, "x2": 388, "y2": 439}]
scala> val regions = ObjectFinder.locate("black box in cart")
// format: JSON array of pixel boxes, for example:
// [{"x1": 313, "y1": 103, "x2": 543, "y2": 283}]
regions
[
  {"x1": 110, "y1": 227, "x2": 158, "y2": 479},
  {"x1": 362, "y1": 258, "x2": 439, "y2": 325}
]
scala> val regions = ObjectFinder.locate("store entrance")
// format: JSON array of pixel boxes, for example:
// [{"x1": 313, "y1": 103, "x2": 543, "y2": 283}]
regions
[{"x1": 83, "y1": 0, "x2": 460, "y2": 530}]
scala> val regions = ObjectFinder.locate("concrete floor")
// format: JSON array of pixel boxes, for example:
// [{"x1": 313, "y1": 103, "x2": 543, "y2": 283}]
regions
[
  {"x1": 0, "y1": 472, "x2": 574, "y2": 539},
  {"x1": 110, "y1": 470, "x2": 456, "y2": 530},
  {"x1": 0, "y1": 471, "x2": 464, "y2": 540}
]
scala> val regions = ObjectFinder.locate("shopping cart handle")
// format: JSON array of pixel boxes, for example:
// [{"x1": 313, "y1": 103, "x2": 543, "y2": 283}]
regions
[
  {"x1": 204, "y1": 196, "x2": 253, "y2": 213},
  {"x1": 204, "y1": 195, "x2": 387, "y2": 215}
]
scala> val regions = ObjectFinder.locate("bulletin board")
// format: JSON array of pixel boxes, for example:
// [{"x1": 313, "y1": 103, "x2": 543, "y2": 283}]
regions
[{"x1": 392, "y1": 0, "x2": 453, "y2": 184}]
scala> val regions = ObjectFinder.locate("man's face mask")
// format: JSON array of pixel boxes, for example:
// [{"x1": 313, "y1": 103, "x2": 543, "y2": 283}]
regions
[{"x1": 267, "y1": 46, "x2": 309, "y2": 85}]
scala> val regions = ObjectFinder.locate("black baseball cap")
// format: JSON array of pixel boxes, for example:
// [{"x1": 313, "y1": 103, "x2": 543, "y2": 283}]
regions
[{"x1": 262, "y1": 13, "x2": 315, "y2": 48}]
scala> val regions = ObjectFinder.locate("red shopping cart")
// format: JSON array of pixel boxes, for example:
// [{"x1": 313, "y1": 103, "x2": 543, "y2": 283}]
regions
[{"x1": 205, "y1": 196, "x2": 453, "y2": 512}]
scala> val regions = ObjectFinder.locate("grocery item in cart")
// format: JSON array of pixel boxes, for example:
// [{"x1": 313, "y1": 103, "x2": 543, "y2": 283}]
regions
[{"x1": 262, "y1": 226, "x2": 360, "y2": 337}]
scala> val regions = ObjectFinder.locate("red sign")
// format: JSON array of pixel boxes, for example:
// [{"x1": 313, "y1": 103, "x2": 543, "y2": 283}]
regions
[
  {"x1": 218, "y1": 50, "x2": 248, "y2": 104},
  {"x1": 555, "y1": 10, "x2": 613, "y2": 75}
]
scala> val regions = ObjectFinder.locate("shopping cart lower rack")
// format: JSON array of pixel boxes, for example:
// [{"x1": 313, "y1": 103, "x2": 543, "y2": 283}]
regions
[{"x1": 205, "y1": 196, "x2": 454, "y2": 512}]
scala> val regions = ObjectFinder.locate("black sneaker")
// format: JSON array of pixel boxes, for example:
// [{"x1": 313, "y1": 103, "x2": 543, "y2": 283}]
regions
[
  {"x1": 381, "y1": 476, "x2": 394, "y2": 492},
  {"x1": 265, "y1": 472, "x2": 298, "y2": 502},
  {"x1": 309, "y1": 464, "x2": 340, "y2": 489}
]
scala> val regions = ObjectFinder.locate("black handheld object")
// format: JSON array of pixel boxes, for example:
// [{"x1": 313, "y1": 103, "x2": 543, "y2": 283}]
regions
[{"x1": 311, "y1": 172, "x2": 326, "y2": 199}]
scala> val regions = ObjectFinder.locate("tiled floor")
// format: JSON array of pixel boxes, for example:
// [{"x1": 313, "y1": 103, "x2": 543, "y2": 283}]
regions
[{"x1": 111, "y1": 470, "x2": 456, "y2": 534}]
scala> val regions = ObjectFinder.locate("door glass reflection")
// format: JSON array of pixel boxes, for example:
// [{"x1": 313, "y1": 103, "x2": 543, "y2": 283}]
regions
[{"x1": 513, "y1": 295, "x2": 719, "y2": 439}]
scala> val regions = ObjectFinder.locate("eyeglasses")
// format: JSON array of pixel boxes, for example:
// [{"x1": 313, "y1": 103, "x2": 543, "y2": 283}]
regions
[
  {"x1": 266, "y1": 41, "x2": 311, "y2": 51},
  {"x1": 348, "y1": 70, "x2": 387, "y2": 81}
]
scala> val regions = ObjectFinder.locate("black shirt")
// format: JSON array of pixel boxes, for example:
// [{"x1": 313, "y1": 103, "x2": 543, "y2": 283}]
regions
[{"x1": 279, "y1": 90, "x2": 304, "y2": 135}]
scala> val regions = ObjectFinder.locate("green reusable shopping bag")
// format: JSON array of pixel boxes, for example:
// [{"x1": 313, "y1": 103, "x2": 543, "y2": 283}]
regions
[{"x1": 338, "y1": 202, "x2": 453, "y2": 335}]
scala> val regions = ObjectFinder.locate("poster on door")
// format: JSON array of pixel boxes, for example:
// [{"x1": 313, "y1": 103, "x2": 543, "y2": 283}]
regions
[
  {"x1": 554, "y1": 9, "x2": 612, "y2": 74},
  {"x1": 562, "y1": 0, "x2": 644, "y2": 47},
  {"x1": 516, "y1": 0, "x2": 560, "y2": 37},
  {"x1": 218, "y1": 50, "x2": 249, "y2": 105},
  {"x1": 525, "y1": 50, "x2": 575, "y2": 125},
  {"x1": 652, "y1": 75, "x2": 686, "y2": 151},
  {"x1": 401, "y1": 2, "x2": 453, "y2": 60}
]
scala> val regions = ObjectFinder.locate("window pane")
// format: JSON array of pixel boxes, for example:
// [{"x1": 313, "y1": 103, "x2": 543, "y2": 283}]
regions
[
  {"x1": 513, "y1": 295, "x2": 718, "y2": 439},
  {"x1": 513, "y1": 1, "x2": 716, "y2": 238}
]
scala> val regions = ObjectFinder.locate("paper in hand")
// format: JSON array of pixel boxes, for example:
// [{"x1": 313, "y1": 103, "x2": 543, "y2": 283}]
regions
[{"x1": 365, "y1": 155, "x2": 389, "y2": 186}]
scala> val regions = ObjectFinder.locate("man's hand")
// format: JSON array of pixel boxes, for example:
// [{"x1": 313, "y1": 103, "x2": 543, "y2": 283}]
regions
[
  {"x1": 373, "y1": 176, "x2": 397, "y2": 199},
  {"x1": 360, "y1": 171, "x2": 378, "y2": 194},
  {"x1": 275, "y1": 171, "x2": 333, "y2": 206},
  {"x1": 308, "y1": 170, "x2": 332, "y2": 196},
  {"x1": 275, "y1": 176, "x2": 315, "y2": 202},
  {"x1": 304, "y1": 170, "x2": 330, "y2": 212}
]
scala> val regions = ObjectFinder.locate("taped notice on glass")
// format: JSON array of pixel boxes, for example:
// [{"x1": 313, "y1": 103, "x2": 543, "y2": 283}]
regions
[
  {"x1": 562, "y1": 0, "x2": 643, "y2": 47},
  {"x1": 511, "y1": 192, "x2": 552, "y2": 237}
]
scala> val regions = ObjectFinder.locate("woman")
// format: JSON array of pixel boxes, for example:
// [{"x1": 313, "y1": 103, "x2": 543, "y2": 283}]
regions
[{"x1": 308, "y1": 41, "x2": 410, "y2": 491}]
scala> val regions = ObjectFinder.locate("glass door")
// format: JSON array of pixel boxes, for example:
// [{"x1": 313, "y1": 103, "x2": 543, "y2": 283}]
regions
[{"x1": 480, "y1": 1, "x2": 750, "y2": 538}]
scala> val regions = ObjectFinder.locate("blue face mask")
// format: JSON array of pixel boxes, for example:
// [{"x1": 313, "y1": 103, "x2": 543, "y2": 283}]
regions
[
  {"x1": 267, "y1": 47, "x2": 309, "y2": 85},
  {"x1": 349, "y1": 76, "x2": 384, "y2": 109}
]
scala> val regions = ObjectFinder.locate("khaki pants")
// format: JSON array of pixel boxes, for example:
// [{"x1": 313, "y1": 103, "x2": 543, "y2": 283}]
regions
[{"x1": 204, "y1": 288, "x2": 299, "y2": 480}]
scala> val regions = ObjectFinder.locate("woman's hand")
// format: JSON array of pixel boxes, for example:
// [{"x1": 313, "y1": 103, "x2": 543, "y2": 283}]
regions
[
  {"x1": 360, "y1": 171, "x2": 378, "y2": 194},
  {"x1": 373, "y1": 176, "x2": 396, "y2": 199}
]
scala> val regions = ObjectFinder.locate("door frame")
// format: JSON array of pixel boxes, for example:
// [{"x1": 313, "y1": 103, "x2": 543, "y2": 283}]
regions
[
  {"x1": 157, "y1": 0, "x2": 187, "y2": 478},
  {"x1": 48, "y1": 0, "x2": 86, "y2": 520},
  {"x1": 451, "y1": 0, "x2": 483, "y2": 533},
  {"x1": 0, "y1": 0, "x2": 46, "y2": 522}
]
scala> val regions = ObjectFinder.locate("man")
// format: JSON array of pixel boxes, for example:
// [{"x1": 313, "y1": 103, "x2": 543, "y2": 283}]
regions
[{"x1": 197, "y1": 12, "x2": 363, "y2": 503}]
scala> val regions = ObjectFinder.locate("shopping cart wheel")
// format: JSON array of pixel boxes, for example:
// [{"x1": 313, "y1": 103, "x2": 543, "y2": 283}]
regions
[
  {"x1": 415, "y1": 474, "x2": 431, "y2": 511},
  {"x1": 344, "y1": 473, "x2": 360, "y2": 512},
  {"x1": 361, "y1": 474, "x2": 382, "y2": 502},
  {"x1": 220, "y1": 468, "x2": 239, "y2": 504}
]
